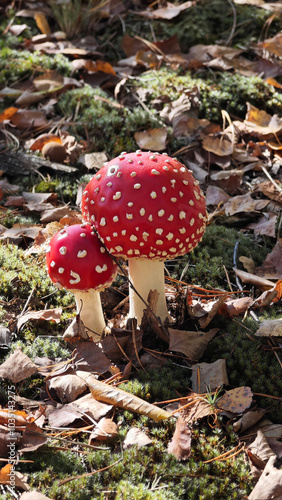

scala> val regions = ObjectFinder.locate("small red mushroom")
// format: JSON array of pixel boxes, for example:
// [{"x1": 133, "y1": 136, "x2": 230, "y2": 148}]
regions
[
  {"x1": 81, "y1": 151, "x2": 207, "y2": 324},
  {"x1": 46, "y1": 223, "x2": 118, "y2": 340}
]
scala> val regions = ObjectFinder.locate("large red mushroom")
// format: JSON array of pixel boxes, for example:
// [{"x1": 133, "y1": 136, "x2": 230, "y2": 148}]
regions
[
  {"x1": 46, "y1": 223, "x2": 118, "y2": 340},
  {"x1": 81, "y1": 151, "x2": 207, "y2": 324}
]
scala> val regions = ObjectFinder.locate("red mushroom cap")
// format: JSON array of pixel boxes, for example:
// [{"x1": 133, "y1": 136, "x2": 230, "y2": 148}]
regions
[
  {"x1": 81, "y1": 151, "x2": 207, "y2": 260},
  {"x1": 46, "y1": 224, "x2": 118, "y2": 291}
]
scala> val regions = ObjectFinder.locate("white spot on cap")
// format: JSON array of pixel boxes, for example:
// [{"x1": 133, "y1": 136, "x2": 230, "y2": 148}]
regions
[
  {"x1": 131, "y1": 171, "x2": 137, "y2": 177},
  {"x1": 166, "y1": 233, "x2": 174, "y2": 240},
  {"x1": 101, "y1": 197, "x2": 105, "y2": 202},
  {"x1": 121, "y1": 230, "x2": 126, "y2": 235},
  {"x1": 138, "y1": 161, "x2": 143, "y2": 165},
  {"x1": 194, "y1": 190, "x2": 201, "y2": 200},
  {"x1": 80, "y1": 233, "x2": 86, "y2": 237},
  {"x1": 130, "y1": 235, "x2": 137, "y2": 241},
  {"x1": 156, "y1": 240, "x2": 163, "y2": 245},
  {"x1": 171, "y1": 179, "x2": 176, "y2": 188},
  {"x1": 148, "y1": 215, "x2": 153, "y2": 221},
  {"x1": 179, "y1": 228, "x2": 186, "y2": 234},
  {"x1": 113, "y1": 232, "x2": 118, "y2": 237},
  {"x1": 91, "y1": 215, "x2": 95, "y2": 222},
  {"x1": 140, "y1": 208, "x2": 145, "y2": 216},
  {"x1": 58, "y1": 268, "x2": 64, "y2": 274},
  {"x1": 142, "y1": 232, "x2": 149, "y2": 241},
  {"x1": 107, "y1": 182, "x2": 112, "y2": 187},
  {"x1": 70, "y1": 271, "x2": 80, "y2": 284},
  {"x1": 180, "y1": 167, "x2": 186, "y2": 173},
  {"x1": 77, "y1": 250, "x2": 87, "y2": 258},
  {"x1": 113, "y1": 216, "x2": 119, "y2": 222},
  {"x1": 179, "y1": 211, "x2": 186, "y2": 220},
  {"x1": 59, "y1": 246, "x2": 67, "y2": 255},
  {"x1": 57, "y1": 231, "x2": 68, "y2": 241},
  {"x1": 50, "y1": 261, "x2": 55, "y2": 268},
  {"x1": 183, "y1": 180, "x2": 188, "y2": 185},
  {"x1": 96, "y1": 264, "x2": 108, "y2": 273},
  {"x1": 90, "y1": 200, "x2": 94, "y2": 204},
  {"x1": 117, "y1": 172, "x2": 122, "y2": 178},
  {"x1": 190, "y1": 218, "x2": 195, "y2": 226},
  {"x1": 169, "y1": 247, "x2": 177, "y2": 253},
  {"x1": 100, "y1": 218, "x2": 106, "y2": 226},
  {"x1": 96, "y1": 174, "x2": 102, "y2": 180},
  {"x1": 175, "y1": 238, "x2": 180, "y2": 243},
  {"x1": 134, "y1": 183, "x2": 141, "y2": 189},
  {"x1": 94, "y1": 187, "x2": 99, "y2": 193},
  {"x1": 100, "y1": 247, "x2": 106, "y2": 253},
  {"x1": 179, "y1": 191, "x2": 184, "y2": 197},
  {"x1": 156, "y1": 228, "x2": 163, "y2": 235},
  {"x1": 128, "y1": 202, "x2": 133, "y2": 207},
  {"x1": 107, "y1": 165, "x2": 119, "y2": 176},
  {"x1": 171, "y1": 197, "x2": 177, "y2": 203},
  {"x1": 150, "y1": 191, "x2": 157, "y2": 199},
  {"x1": 162, "y1": 251, "x2": 168, "y2": 256},
  {"x1": 106, "y1": 236, "x2": 111, "y2": 241},
  {"x1": 168, "y1": 215, "x2": 174, "y2": 221},
  {"x1": 163, "y1": 166, "x2": 169, "y2": 171},
  {"x1": 115, "y1": 246, "x2": 123, "y2": 252},
  {"x1": 189, "y1": 200, "x2": 194, "y2": 206},
  {"x1": 158, "y1": 209, "x2": 165, "y2": 217},
  {"x1": 126, "y1": 214, "x2": 133, "y2": 219},
  {"x1": 127, "y1": 249, "x2": 133, "y2": 255},
  {"x1": 151, "y1": 169, "x2": 160, "y2": 175},
  {"x1": 162, "y1": 187, "x2": 167, "y2": 193},
  {"x1": 113, "y1": 192, "x2": 121, "y2": 200}
]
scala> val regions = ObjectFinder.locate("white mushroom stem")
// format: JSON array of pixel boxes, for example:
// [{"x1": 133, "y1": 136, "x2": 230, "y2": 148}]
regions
[
  {"x1": 73, "y1": 289, "x2": 106, "y2": 340},
  {"x1": 128, "y1": 259, "x2": 171, "y2": 324}
]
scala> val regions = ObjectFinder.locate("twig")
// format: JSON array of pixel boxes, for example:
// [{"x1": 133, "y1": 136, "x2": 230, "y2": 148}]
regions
[
  {"x1": 225, "y1": 0, "x2": 237, "y2": 46},
  {"x1": 57, "y1": 458, "x2": 122, "y2": 486}
]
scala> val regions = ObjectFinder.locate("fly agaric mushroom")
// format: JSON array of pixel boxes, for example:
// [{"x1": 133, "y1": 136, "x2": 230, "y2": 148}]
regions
[
  {"x1": 46, "y1": 223, "x2": 118, "y2": 340},
  {"x1": 81, "y1": 151, "x2": 207, "y2": 324}
]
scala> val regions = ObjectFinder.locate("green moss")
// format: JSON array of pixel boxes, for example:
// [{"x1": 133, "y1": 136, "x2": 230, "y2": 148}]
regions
[
  {"x1": 57, "y1": 85, "x2": 162, "y2": 156},
  {"x1": 0, "y1": 243, "x2": 73, "y2": 308},
  {"x1": 171, "y1": 223, "x2": 271, "y2": 289},
  {"x1": 0, "y1": 48, "x2": 73, "y2": 87},
  {"x1": 202, "y1": 315, "x2": 282, "y2": 422},
  {"x1": 135, "y1": 68, "x2": 282, "y2": 124}
]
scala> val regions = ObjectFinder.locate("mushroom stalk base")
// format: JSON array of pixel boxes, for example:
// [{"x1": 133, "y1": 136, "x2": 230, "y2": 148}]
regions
[
  {"x1": 128, "y1": 259, "x2": 170, "y2": 324},
  {"x1": 74, "y1": 290, "x2": 106, "y2": 341}
]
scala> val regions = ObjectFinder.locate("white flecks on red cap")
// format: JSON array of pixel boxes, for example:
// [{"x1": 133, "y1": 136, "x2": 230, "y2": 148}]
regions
[
  {"x1": 46, "y1": 224, "x2": 118, "y2": 292},
  {"x1": 81, "y1": 151, "x2": 207, "y2": 260}
]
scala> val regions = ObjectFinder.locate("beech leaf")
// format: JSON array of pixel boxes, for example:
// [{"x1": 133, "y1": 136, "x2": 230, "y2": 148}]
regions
[{"x1": 0, "y1": 348, "x2": 37, "y2": 383}]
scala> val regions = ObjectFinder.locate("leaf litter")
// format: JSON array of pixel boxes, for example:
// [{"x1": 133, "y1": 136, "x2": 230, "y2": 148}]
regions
[{"x1": 0, "y1": 0, "x2": 282, "y2": 497}]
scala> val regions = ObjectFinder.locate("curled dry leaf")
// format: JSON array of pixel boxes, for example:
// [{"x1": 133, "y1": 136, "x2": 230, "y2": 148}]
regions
[
  {"x1": 17, "y1": 308, "x2": 62, "y2": 332},
  {"x1": 245, "y1": 103, "x2": 282, "y2": 138},
  {"x1": 47, "y1": 374, "x2": 88, "y2": 403},
  {"x1": 123, "y1": 427, "x2": 152, "y2": 450},
  {"x1": 168, "y1": 327, "x2": 217, "y2": 361},
  {"x1": 167, "y1": 415, "x2": 191, "y2": 460},
  {"x1": 0, "y1": 348, "x2": 38, "y2": 383},
  {"x1": 90, "y1": 417, "x2": 119, "y2": 443},
  {"x1": 76, "y1": 371, "x2": 171, "y2": 422},
  {"x1": 223, "y1": 192, "x2": 269, "y2": 216}
]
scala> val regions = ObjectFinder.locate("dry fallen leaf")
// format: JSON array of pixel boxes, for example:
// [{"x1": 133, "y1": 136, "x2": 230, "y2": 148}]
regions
[
  {"x1": 0, "y1": 348, "x2": 38, "y2": 383},
  {"x1": 255, "y1": 319, "x2": 282, "y2": 337},
  {"x1": 223, "y1": 192, "x2": 269, "y2": 216},
  {"x1": 167, "y1": 415, "x2": 192, "y2": 460},
  {"x1": 123, "y1": 427, "x2": 152, "y2": 450},
  {"x1": 47, "y1": 374, "x2": 88, "y2": 403},
  {"x1": 248, "y1": 455, "x2": 282, "y2": 500},
  {"x1": 76, "y1": 371, "x2": 171, "y2": 421},
  {"x1": 139, "y1": 1, "x2": 193, "y2": 19},
  {"x1": 90, "y1": 417, "x2": 119, "y2": 443},
  {"x1": 134, "y1": 128, "x2": 167, "y2": 151},
  {"x1": 191, "y1": 359, "x2": 229, "y2": 393},
  {"x1": 217, "y1": 386, "x2": 253, "y2": 413},
  {"x1": 17, "y1": 308, "x2": 62, "y2": 331},
  {"x1": 168, "y1": 327, "x2": 217, "y2": 360}
]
